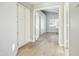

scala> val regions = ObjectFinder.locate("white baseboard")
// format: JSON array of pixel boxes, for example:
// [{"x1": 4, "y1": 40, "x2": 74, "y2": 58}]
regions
[{"x1": 18, "y1": 40, "x2": 31, "y2": 48}]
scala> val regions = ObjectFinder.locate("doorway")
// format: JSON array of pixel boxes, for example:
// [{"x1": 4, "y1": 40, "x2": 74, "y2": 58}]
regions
[
  {"x1": 34, "y1": 7, "x2": 64, "y2": 55},
  {"x1": 33, "y1": 3, "x2": 69, "y2": 56}
]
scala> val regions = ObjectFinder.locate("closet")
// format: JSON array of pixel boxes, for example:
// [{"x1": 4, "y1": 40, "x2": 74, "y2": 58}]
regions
[{"x1": 17, "y1": 3, "x2": 30, "y2": 48}]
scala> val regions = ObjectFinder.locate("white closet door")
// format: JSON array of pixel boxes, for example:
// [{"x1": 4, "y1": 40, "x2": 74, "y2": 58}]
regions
[
  {"x1": 17, "y1": 4, "x2": 25, "y2": 47},
  {"x1": 25, "y1": 7, "x2": 30, "y2": 43}
]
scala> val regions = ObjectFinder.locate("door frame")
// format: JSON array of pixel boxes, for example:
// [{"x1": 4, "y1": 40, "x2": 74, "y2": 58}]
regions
[
  {"x1": 33, "y1": 5, "x2": 60, "y2": 42},
  {"x1": 64, "y1": 3, "x2": 69, "y2": 56},
  {"x1": 32, "y1": 3, "x2": 69, "y2": 56}
]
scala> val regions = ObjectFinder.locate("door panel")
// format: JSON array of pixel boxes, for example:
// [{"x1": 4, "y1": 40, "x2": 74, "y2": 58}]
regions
[
  {"x1": 17, "y1": 4, "x2": 25, "y2": 47},
  {"x1": 25, "y1": 7, "x2": 30, "y2": 43},
  {"x1": 17, "y1": 4, "x2": 31, "y2": 48}
]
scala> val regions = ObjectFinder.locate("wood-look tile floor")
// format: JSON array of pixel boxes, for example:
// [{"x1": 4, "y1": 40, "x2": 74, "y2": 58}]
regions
[{"x1": 17, "y1": 32, "x2": 64, "y2": 56}]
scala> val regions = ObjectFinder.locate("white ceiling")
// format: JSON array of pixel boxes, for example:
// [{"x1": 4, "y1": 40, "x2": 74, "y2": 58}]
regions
[
  {"x1": 28, "y1": 2, "x2": 61, "y2": 6},
  {"x1": 28, "y1": 2, "x2": 57, "y2": 5},
  {"x1": 21, "y1": 2, "x2": 62, "y2": 13},
  {"x1": 28, "y1": 2, "x2": 60, "y2": 13},
  {"x1": 22, "y1": 2, "x2": 63, "y2": 9},
  {"x1": 43, "y1": 8, "x2": 59, "y2": 13}
]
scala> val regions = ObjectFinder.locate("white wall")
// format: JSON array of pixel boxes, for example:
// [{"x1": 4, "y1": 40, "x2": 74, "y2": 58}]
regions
[
  {"x1": 69, "y1": 3, "x2": 79, "y2": 56},
  {"x1": 46, "y1": 12, "x2": 59, "y2": 32},
  {"x1": 0, "y1": 2, "x2": 17, "y2": 56},
  {"x1": 30, "y1": 7, "x2": 33, "y2": 41}
]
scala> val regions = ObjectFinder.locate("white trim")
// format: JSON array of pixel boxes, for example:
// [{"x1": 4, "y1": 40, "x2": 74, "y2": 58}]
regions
[
  {"x1": 58, "y1": 5, "x2": 64, "y2": 47},
  {"x1": 64, "y1": 2, "x2": 69, "y2": 56}
]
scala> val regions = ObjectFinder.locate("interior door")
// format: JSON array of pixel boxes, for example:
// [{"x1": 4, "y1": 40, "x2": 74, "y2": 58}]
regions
[
  {"x1": 25, "y1": 7, "x2": 30, "y2": 43},
  {"x1": 17, "y1": 4, "x2": 25, "y2": 47}
]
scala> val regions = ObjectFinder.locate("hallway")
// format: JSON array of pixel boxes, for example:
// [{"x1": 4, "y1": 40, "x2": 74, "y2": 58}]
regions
[{"x1": 17, "y1": 32, "x2": 64, "y2": 56}]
